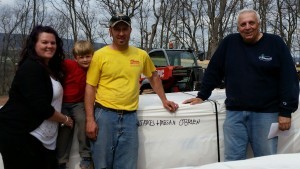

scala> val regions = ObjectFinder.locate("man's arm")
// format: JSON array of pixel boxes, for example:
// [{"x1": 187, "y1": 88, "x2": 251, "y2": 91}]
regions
[
  {"x1": 84, "y1": 84, "x2": 98, "y2": 140},
  {"x1": 276, "y1": 36, "x2": 299, "y2": 131},
  {"x1": 182, "y1": 97, "x2": 204, "y2": 105},
  {"x1": 148, "y1": 71, "x2": 178, "y2": 112}
]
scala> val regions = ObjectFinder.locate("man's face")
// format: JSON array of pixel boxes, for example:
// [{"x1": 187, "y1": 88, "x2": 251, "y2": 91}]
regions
[
  {"x1": 110, "y1": 22, "x2": 132, "y2": 48},
  {"x1": 237, "y1": 12, "x2": 260, "y2": 44}
]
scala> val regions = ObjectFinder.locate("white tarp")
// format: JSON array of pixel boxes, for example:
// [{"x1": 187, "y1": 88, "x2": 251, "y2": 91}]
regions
[
  {"x1": 137, "y1": 90, "x2": 226, "y2": 169},
  {"x1": 1, "y1": 89, "x2": 300, "y2": 169},
  {"x1": 172, "y1": 153, "x2": 300, "y2": 169}
]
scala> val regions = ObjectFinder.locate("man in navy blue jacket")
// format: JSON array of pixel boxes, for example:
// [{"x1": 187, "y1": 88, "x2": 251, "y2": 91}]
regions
[{"x1": 183, "y1": 8, "x2": 299, "y2": 161}]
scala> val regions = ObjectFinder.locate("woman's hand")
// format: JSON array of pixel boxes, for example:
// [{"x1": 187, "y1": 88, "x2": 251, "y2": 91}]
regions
[{"x1": 61, "y1": 115, "x2": 73, "y2": 128}]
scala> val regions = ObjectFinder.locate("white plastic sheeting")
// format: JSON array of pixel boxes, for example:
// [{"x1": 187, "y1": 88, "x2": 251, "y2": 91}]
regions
[
  {"x1": 136, "y1": 90, "x2": 226, "y2": 169},
  {"x1": 174, "y1": 153, "x2": 300, "y2": 169},
  {"x1": 1, "y1": 89, "x2": 300, "y2": 169}
]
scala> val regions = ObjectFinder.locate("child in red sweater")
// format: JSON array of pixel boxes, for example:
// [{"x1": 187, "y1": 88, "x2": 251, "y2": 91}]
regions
[{"x1": 56, "y1": 40, "x2": 94, "y2": 169}]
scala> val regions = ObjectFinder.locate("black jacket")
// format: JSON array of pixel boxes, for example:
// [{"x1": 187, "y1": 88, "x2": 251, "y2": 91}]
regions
[{"x1": 0, "y1": 58, "x2": 55, "y2": 134}]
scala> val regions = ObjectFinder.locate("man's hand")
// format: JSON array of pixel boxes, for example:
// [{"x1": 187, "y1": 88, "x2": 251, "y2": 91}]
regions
[
  {"x1": 86, "y1": 119, "x2": 98, "y2": 141},
  {"x1": 182, "y1": 98, "x2": 203, "y2": 105},
  {"x1": 163, "y1": 100, "x2": 179, "y2": 112},
  {"x1": 84, "y1": 84, "x2": 97, "y2": 140},
  {"x1": 278, "y1": 116, "x2": 291, "y2": 131},
  {"x1": 148, "y1": 72, "x2": 179, "y2": 112}
]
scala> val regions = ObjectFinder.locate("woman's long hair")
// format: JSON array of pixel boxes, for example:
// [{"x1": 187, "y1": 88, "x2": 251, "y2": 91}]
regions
[{"x1": 19, "y1": 25, "x2": 65, "y2": 83}]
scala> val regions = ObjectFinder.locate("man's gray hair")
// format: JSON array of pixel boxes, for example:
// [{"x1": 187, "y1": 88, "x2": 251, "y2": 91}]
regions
[{"x1": 237, "y1": 8, "x2": 261, "y2": 24}]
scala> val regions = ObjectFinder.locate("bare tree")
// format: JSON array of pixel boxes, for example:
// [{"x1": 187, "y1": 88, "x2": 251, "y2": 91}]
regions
[
  {"x1": 1, "y1": 0, "x2": 300, "y2": 96},
  {"x1": 75, "y1": 0, "x2": 98, "y2": 43},
  {"x1": 17, "y1": 0, "x2": 48, "y2": 47},
  {"x1": 148, "y1": 0, "x2": 163, "y2": 50},
  {"x1": 171, "y1": 0, "x2": 206, "y2": 52},
  {"x1": 205, "y1": 0, "x2": 239, "y2": 59},
  {"x1": 256, "y1": 0, "x2": 274, "y2": 32},
  {"x1": 0, "y1": 3, "x2": 30, "y2": 94},
  {"x1": 159, "y1": 0, "x2": 177, "y2": 48},
  {"x1": 96, "y1": 0, "x2": 143, "y2": 17},
  {"x1": 50, "y1": 0, "x2": 79, "y2": 41},
  {"x1": 136, "y1": 0, "x2": 151, "y2": 50},
  {"x1": 273, "y1": 0, "x2": 298, "y2": 49}
]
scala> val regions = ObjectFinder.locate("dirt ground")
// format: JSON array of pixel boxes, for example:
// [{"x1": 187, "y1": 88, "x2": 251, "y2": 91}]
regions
[{"x1": 0, "y1": 95, "x2": 8, "y2": 106}]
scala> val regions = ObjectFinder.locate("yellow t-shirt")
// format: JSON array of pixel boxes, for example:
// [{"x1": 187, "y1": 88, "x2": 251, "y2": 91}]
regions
[{"x1": 86, "y1": 45, "x2": 156, "y2": 110}]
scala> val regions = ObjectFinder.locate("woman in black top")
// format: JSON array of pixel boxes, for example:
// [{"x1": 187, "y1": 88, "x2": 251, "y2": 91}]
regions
[{"x1": 0, "y1": 25, "x2": 73, "y2": 169}]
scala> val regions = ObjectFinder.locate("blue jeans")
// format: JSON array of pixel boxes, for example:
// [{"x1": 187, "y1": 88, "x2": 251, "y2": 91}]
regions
[
  {"x1": 223, "y1": 111, "x2": 278, "y2": 161},
  {"x1": 91, "y1": 107, "x2": 139, "y2": 169}
]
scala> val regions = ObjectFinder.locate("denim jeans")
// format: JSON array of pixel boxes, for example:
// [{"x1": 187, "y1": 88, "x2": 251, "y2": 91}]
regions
[
  {"x1": 56, "y1": 102, "x2": 91, "y2": 164},
  {"x1": 223, "y1": 110, "x2": 278, "y2": 161},
  {"x1": 91, "y1": 107, "x2": 139, "y2": 169}
]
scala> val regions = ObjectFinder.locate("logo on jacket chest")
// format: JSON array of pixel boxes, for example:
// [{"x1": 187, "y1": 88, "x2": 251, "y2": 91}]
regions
[{"x1": 258, "y1": 54, "x2": 272, "y2": 62}]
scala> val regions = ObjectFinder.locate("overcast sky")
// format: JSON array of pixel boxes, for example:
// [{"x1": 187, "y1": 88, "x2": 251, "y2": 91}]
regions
[
  {"x1": 1, "y1": 1, "x2": 14, "y2": 8},
  {"x1": 1, "y1": 0, "x2": 13, "y2": 5}
]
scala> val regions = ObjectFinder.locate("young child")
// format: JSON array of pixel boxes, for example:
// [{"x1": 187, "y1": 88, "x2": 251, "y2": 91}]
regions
[{"x1": 56, "y1": 40, "x2": 94, "y2": 169}]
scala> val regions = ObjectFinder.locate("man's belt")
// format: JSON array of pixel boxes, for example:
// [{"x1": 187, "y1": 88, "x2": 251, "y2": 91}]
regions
[{"x1": 94, "y1": 102, "x2": 136, "y2": 114}]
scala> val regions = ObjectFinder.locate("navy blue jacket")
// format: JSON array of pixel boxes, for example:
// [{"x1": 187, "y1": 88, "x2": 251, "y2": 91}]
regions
[
  {"x1": 197, "y1": 33, "x2": 299, "y2": 117},
  {"x1": 0, "y1": 58, "x2": 55, "y2": 134}
]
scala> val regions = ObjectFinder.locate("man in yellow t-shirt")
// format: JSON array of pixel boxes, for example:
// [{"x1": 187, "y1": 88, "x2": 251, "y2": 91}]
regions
[{"x1": 84, "y1": 13, "x2": 179, "y2": 169}]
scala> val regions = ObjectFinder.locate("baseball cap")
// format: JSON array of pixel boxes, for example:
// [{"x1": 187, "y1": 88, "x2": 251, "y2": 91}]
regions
[{"x1": 109, "y1": 13, "x2": 131, "y2": 27}]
